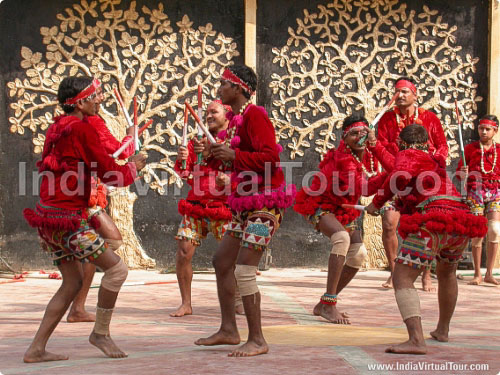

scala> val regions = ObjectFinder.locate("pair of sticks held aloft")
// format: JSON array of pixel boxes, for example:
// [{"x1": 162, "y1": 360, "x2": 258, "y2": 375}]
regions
[
  {"x1": 181, "y1": 84, "x2": 216, "y2": 169},
  {"x1": 111, "y1": 88, "x2": 154, "y2": 158}
]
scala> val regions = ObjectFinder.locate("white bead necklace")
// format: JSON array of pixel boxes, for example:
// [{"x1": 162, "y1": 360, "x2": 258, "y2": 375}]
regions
[
  {"x1": 480, "y1": 142, "x2": 497, "y2": 174},
  {"x1": 350, "y1": 148, "x2": 377, "y2": 178}
]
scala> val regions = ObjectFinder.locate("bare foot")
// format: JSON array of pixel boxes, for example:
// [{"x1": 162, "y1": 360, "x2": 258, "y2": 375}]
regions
[
  {"x1": 67, "y1": 310, "x2": 96, "y2": 323},
  {"x1": 385, "y1": 340, "x2": 427, "y2": 355},
  {"x1": 430, "y1": 329, "x2": 449, "y2": 342},
  {"x1": 194, "y1": 330, "x2": 240, "y2": 346},
  {"x1": 228, "y1": 340, "x2": 268, "y2": 357},
  {"x1": 313, "y1": 303, "x2": 349, "y2": 318},
  {"x1": 24, "y1": 349, "x2": 69, "y2": 363},
  {"x1": 422, "y1": 277, "x2": 436, "y2": 292},
  {"x1": 235, "y1": 304, "x2": 245, "y2": 315},
  {"x1": 89, "y1": 331, "x2": 128, "y2": 358},
  {"x1": 312, "y1": 302, "x2": 350, "y2": 324},
  {"x1": 382, "y1": 275, "x2": 393, "y2": 289},
  {"x1": 484, "y1": 274, "x2": 499, "y2": 285},
  {"x1": 468, "y1": 276, "x2": 483, "y2": 285},
  {"x1": 170, "y1": 304, "x2": 193, "y2": 317}
]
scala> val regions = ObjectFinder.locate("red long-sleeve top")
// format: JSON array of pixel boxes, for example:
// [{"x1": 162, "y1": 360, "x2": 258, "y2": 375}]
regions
[
  {"x1": 87, "y1": 115, "x2": 135, "y2": 159},
  {"x1": 231, "y1": 104, "x2": 284, "y2": 192},
  {"x1": 294, "y1": 142, "x2": 387, "y2": 226},
  {"x1": 174, "y1": 139, "x2": 231, "y2": 203},
  {"x1": 372, "y1": 149, "x2": 486, "y2": 239},
  {"x1": 174, "y1": 139, "x2": 232, "y2": 220},
  {"x1": 37, "y1": 115, "x2": 137, "y2": 210},
  {"x1": 456, "y1": 141, "x2": 500, "y2": 191},
  {"x1": 377, "y1": 108, "x2": 448, "y2": 167}
]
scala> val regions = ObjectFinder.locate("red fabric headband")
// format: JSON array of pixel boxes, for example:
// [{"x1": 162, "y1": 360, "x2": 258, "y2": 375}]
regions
[
  {"x1": 211, "y1": 99, "x2": 232, "y2": 112},
  {"x1": 64, "y1": 78, "x2": 101, "y2": 105},
  {"x1": 343, "y1": 121, "x2": 366, "y2": 136},
  {"x1": 479, "y1": 119, "x2": 499, "y2": 129},
  {"x1": 221, "y1": 69, "x2": 254, "y2": 96},
  {"x1": 395, "y1": 80, "x2": 417, "y2": 94}
]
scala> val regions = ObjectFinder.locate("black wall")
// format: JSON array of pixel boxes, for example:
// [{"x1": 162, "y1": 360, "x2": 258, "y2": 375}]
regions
[{"x1": 0, "y1": 0, "x2": 489, "y2": 270}]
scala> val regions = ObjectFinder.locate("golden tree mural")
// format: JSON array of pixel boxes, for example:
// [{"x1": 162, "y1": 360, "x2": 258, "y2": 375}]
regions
[
  {"x1": 7, "y1": 0, "x2": 239, "y2": 268},
  {"x1": 269, "y1": 0, "x2": 482, "y2": 161}
]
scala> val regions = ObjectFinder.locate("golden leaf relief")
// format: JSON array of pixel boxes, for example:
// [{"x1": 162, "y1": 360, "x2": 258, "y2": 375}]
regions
[
  {"x1": 7, "y1": 0, "x2": 239, "y2": 192},
  {"x1": 269, "y1": 0, "x2": 482, "y2": 161}
]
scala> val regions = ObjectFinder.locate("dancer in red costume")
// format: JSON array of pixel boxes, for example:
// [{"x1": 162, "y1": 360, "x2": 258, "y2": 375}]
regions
[
  {"x1": 294, "y1": 115, "x2": 387, "y2": 324},
  {"x1": 457, "y1": 115, "x2": 500, "y2": 285},
  {"x1": 366, "y1": 124, "x2": 486, "y2": 354},
  {"x1": 376, "y1": 77, "x2": 448, "y2": 291},
  {"x1": 171, "y1": 99, "x2": 240, "y2": 317},
  {"x1": 67, "y1": 81, "x2": 136, "y2": 323},
  {"x1": 23, "y1": 76, "x2": 146, "y2": 362},
  {"x1": 195, "y1": 65, "x2": 295, "y2": 357}
]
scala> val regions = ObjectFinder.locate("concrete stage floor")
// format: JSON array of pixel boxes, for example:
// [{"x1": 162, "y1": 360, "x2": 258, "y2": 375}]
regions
[{"x1": 1, "y1": 268, "x2": 499, "y2": 375}]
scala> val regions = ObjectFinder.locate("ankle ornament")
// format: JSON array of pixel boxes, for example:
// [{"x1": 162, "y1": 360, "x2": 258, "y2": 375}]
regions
[{"x1": 320, "y1": 293, "x2": 337, "y2": 305}]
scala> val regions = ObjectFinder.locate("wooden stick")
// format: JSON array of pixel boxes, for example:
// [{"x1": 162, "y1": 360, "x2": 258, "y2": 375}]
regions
[
  {"x1": 341, "y1": 204, "x2": 366, "y2": 211},
  {"x1": 185, "y1": 101, "x2": 216, "y2": 144},
  {"x1": 196, "y1": 85, "x2": 204, "y2": 164},
  {"x1": 112, "y1": 119, "x2": 154, "y2": 158},
  {"x1": 358, "y1": 92, "x2": 399, "y2": 145},
  {"x1": 113, "y1": 88, "x2": 133, "y2": 128},
  {"x1": 455, "y1": 99, "x2": 466, "y2": 167},
  {"x1": 182, "y1": 103, "x2": 188, "y2": 169},
  {"x1": 133, "y1": 96, "x2": 139, "y2": 152}
]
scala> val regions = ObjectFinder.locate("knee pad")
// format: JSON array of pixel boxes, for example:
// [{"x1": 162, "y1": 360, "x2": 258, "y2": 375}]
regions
[
  {"x1": 234, "y1": 264, "x2": 258, "y2": 296},
  {"x1": 395, "y1": 288, "x2": 421, "y2": 321},
  {"x1": 101, "y1": 259, "x2": 128, "y2": 292},
  {"x1": 471, "y1": 237, "x2": 483, "y2": 247},
  {"x1": 487, "y1": 220, "x2": 500, "y2": 244},
  {"x1": 330, "y1": 231, "x2": 350, "y2": 256},
  {"x1": 345, "y1": 243, "x2": 367, "y2": 269},
  {"x1": 104, "y1": 238, "x2": 123, "y2": 252}
]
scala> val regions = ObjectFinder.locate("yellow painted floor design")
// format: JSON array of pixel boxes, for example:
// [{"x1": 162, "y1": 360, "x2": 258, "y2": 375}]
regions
[{"x1": 239, "y1": 325, "x2": 427, "y2": 346}]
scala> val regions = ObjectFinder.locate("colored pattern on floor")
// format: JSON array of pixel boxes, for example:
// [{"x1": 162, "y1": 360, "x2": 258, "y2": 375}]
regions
[{"x1": 0, "y1": 269, "x2": 499, "y2": 375}]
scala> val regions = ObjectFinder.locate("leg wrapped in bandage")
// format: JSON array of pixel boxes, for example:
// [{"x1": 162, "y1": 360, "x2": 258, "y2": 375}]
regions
[
  {"x1": 487, "y1": 220, "x2": 500, "y2": 244},
  {"x1": 234, "y1": 264, "x2": 259, "y2": 296},
  {"x1": 330, "y1": 231, "x2": 350, "y2": 256},
  {"x1": 345, "y1": 243, "x2": 367, "y2": 269},
  {"x1": 93, "y1": 306, "x2": 113, "y2": 336},
  {"x1": 101, "y1": 259, "x2": 128, "y2": 292},
  {"x1": 234, "y1": 287, "x2": 243, "y2": 308},
  {"x1": 395, "y1": 288, "x2": 421, "y2": 321},
  {"x1": 104, "y1": 238, "x2": 123, "y2": 252}
]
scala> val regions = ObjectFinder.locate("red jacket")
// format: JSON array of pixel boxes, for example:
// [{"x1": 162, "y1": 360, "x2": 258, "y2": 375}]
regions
[
  {"x1": 174, "y1": 139, "x2": 232, "y2": 220},
  {"x1": 87, "y1": 115, "x2": 135, "y2": 159},
  {"x1": 456, "y1": 141, "x2": 500, "y2": 191},
  {"x1": 372, "y1": 149, "x2": 486, "y2": 239},
  {"x1": 232, "y1": 104, "x2": 284, "y2": 192},
  {"x1": 36, "y1": 115, "x2": 137, "y2": 210},
  {"x1": 294, "y1": 141, "x2": 387, "y2": 225},
  {"x1": 377, "y1": 108, "x2": 448, "y2": 167},
  {"x1": 224, "y1": 105, "x2": 295, "y2": 212}
]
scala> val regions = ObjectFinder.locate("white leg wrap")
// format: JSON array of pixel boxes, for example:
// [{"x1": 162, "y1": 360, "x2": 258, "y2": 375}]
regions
[
  {"x1": 471, "y1": 237, "x2": 483, "y2": 247},
  {"x1": 330, "y1": 231, "x2": 350, "y2": 256},
  {"x1": 101, "y1": 259, "x2": 128, "y2": 292},
  {"x1": 487, "y1": 220, "x2": 500, "y2": 244},
  {"x1": 104, "y1": 238, "x2": 123, "y2": 252},
  {"x1": 345, "y1": 243, "x2": 367, "y2": 269},
  {"x1": 93, "y1": 307, "x2": 113, "y2": 336},
  {"x1": 234, "y1": 287, "x2": 243, "y2": 308},
  {"x1": 395, "y1": 288, "x2": 421, "y2": 321},
  {"x1": 234, "y1": 264, "x2": 259, "y2": 297}
]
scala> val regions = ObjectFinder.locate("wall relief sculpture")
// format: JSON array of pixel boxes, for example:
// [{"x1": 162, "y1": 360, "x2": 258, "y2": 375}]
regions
[
  {"x1": 269, "y1": 0, "x2": 482, "y2": 161},
  {"x1": 7, "y1": 0, "x2": 239, "y2": 267}
]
